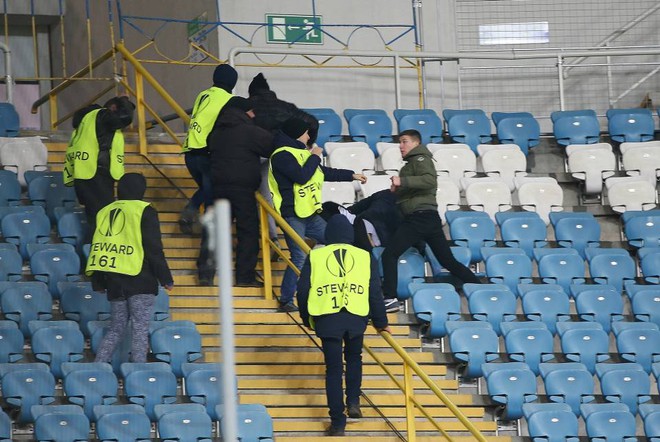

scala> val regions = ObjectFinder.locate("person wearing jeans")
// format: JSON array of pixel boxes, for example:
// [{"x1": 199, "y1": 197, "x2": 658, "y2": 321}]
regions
[{"x1": 268, "y1": 117, "x2": 366, "y2": 312}]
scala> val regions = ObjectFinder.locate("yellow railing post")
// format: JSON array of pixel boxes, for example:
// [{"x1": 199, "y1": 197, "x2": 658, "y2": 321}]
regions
[
  {"x1": 134, "y1": 70, "x2": 147, "y2": 156},
  {"x1": 258, "y1": 202, "x2": 273, "y2": 300},
  {"x1": 403, "y1": 362, "x2": 417, "y2": 442},
  {"x1": 48, "y1": 95, "x2": 58, "y2": 131}
]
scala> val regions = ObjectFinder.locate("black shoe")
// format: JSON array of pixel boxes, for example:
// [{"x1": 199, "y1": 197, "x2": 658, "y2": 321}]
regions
[
  {"x1": 277, "y1": 302, "x2": 299, "y2": 312},
  {"x1": 179, "y1": 207, "x2": 198, "y2": 235},
  {"x1": 325, "y1": 425, "x2": 345, "y2": 437},
  {"x1": 198, "y1": 274, "x2": 215, "y2": 286},
  {"x1": 384, "y1": 298, "x2": 402, "y2": 313},
  {"x1": 347, "y1": 404, "x2": 362, "y2": 419},
  {"x1": 235, "y1": 280, "x2": 264, "y2": 288}
]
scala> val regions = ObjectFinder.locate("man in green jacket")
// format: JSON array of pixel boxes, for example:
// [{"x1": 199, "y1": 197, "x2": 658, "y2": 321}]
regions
[{"x1": 381, "y1": 129, "x2": 480, "y2": 312}]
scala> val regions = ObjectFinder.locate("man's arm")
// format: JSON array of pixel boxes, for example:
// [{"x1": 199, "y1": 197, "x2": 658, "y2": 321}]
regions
[
  {"x1": 367, "y1": 258, "x2": 389, "y2": 332},
  {"x1": 271, "y1": 150, "x2": 322, "y2": 184},
  {"x1": 296, "y1": 257, "x2": 312, "y2": 327},
  {"x1": 142, "y1": 207, "x2": 174, "y2": 289},
  {"x1": 399, "y1": 156, "x2": 437, "y2": 190}
]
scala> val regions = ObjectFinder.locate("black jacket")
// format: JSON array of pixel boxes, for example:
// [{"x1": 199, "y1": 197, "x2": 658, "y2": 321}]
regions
[
  {"x1": 208, "y1": 107, "x2": 274, "y2": 193},
  {"x1": 92, "y1": 174, "x2": 173, "y2": 300},
  {"x1": 297, "y1": 253, "x2": 388, "y2": 338},
  {"x1": 269, "y1": 132, "x2": 355, "y2": 219}
]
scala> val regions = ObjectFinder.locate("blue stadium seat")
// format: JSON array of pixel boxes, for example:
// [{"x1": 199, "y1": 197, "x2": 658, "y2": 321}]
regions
[
  {"x1": 628, "y1": 283, "x2": 660, "y2": 326},
  {"x1": 639, "y1": 403, "x2": 660, "y2": 442},
  {"x1": 443, "y1": 109, "x2": 492, "y2": 153},
  {"x1": 580, "y1": 403, "x2": 637, "y2": 442},
  {"x1": 409, "y1": 283, "x2": 461, "y2": 338},
  {"x1": 539, "y1": 362, "x2": 595, "y2": 415},
  {"x1": 0, "y1": 281, "x2": 53, "y2": 336},
  {"x1": 0, "y1": 245, "x2": 22, "y2": 281},
  {"x1": 522, "y1": 403, "x2": 579, "y2": 442},
  {"x1": 149, "y1": 320, "x2": 203, "y2": 377},
  {"x1": 61, "y1": 362, "x2": 118, "y2": 421},
  {"x1": 93, "y1": 404, "x2": 152, "y2": 442},
  {"x1": 445, "y1": 210, "x2": 496, "y2": 264},
  {"x1": 584, "y1": 248, "x2": 636, "y2": 293},
  {"x1": 344, "y1": 109, "x2": 393, "y2": 155},
  {"x1": 302, "y1": 108, "x2": 342, "y2": 149},
  {"x1": 154, "y1": 403, "x2": 213, "y2": 442},
  {"x1": 121, "y1": 362, "x2": 178, "y2": 421},
  {"x1": 482, "y1": 362, "x2": 538, "y2": 421},
  {"x1": 445, "y1": 321, "x2": 499, "y2": 379},
  {"x1": 217, "y1": 403, "x2": 274, "y2": 442},
  {"x1": 56, "y1": 208, "x2": 90, "y2": 253},
  {"x1": 0, "y1": 408, "x2": 10, "y2": 442},
  {"x1": 493, "y1": 113, "x2": 540, "y2": 155},
  {"x1": 182, "y1": 362, "x2": 235, "y2": 421},
  {"x1": 31, "y1": 404, "x2": 90, "y2": 442},
  {"x1": 639, "y1": 247, "x2": 660, "y2": 282},
  {"x1": 393, "y1": 109, "x2": 443, "y2": 145},
  {"x1": 611, "y1": 322, "x2": 660, "y2": 373},
  {"x1": 424, "y1": 245, "x2": 472, "y2": 279},
  {"x1": 0, "y1": 320, "x2": 23, "y2": 362},
  {"x1": 624, "y1": 213, "x2": 660, "y2": 248},
  {"x1": 500, "y1": 322, "x2": 555, "y2": 375},
  {"x1": 391, "y1": 248, "x2": 426, "y2": 300},
  {"x1": 495, "y1": 211, "x2": 547, "y2": 258},
  {"x1": 607, "y1": 108, "x2": 655, "y2": 143},
  {"x1": 27, "y1": 172, "x2": 78, "y2": 223},
  {"x1": 29, "y1": 320, "x2": 85, "y2": 379},
  {"x1": 533, "y1": 248, "x2": 586, "y2": 293},
  {"x1": 154, "y1": 286, "x2": 171, "y2": 321},
  {"x1": 595, "y1": 362, "x2": 651, "y2": 415},
  {"x1": 549, "y1": 212, "x2": 601, "y2": 258},
  {"x1": 571, "y1": 284, "x2": 624, "y2": 333},
  {"x1": 0, "y1": 204, "x2": 46, "y2": 232},
  {"x1": 0, "y1": 362, "x2": 55, "y2": 423},
  {"x1": 551, "y1": 110, "x2": 600, "y2": 147},
  {"x1": 59, "y1": 281, "x2": 111, "y2": 336},
  {"x1": 556, "y1": 321, "x2": 610, "y2": 373},
  {"x1": 0, "y1": 102, "x2": 19, "y2": 137},
  {"x1": 28, "y1": 243, "x2": 81, "y2": 299},
  {"x1": 463, "y1": 283, "x2": 517, "y2": 335},
  {"x1": 1, "y1": 210, "x2": 51, "y2": 259},
  {"x1": 0, "y1": 169, "x2": 20, "y2": 206},
  {"x1": 481, "y1": 247, "x2": 533, "y2": 293},
  {"x1": 518, "y1": 284, "x2": 571, "y2": 335}
]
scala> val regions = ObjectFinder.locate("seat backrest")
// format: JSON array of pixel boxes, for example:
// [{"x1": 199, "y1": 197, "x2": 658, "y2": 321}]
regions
[
  {"x1": 539, "y1": 362, "x2": 595, "y2": 415},
  {"x1": 524, "y1": 403, "x2": 579, "y2": 442},
  {"x1": 464, "y1": 283, "x2": 517, "y2": 335},
  {"x1": 567, "y1": 146, "x2": 617, "y2": 195},
  {"x1": 606, "y1": 176, "x2": 658, "y2": 213},
  {"x1": 149, "y1": 321, "x2": 203, "y2": 377},
  {"x1": 62, "y1": 362, "x2": 118, "y2": 421},
  {"x1": 303, "y1": 108, "x2": 342, "y2": 148},
  {"x1": 482, "y1": 362, "x2": 538, "y2": 420},
  {"x1": 396, "y1": 111, "x2": 443, "y2": 145},
  {"x1": 154, "y1": 403, "x2": 213, "y2": 442},
  {"x1": 345, "y1": 109, "x2": 393, "y2": 155},
  {"x1": 57, "y1": 210, "x2": 89, "y2": 251},
  {"x1": 433, "y1": 147, "x2": 477, "y2": 189},
  {"x1": 492, "y1": 111, "x2": 534, "y2": 126},
  {"x1": 0, "y1": 321, "x2": 23, "y2": 363},
  {"x1": 0, "y1": 103, "x2": 20, "y2": 137},
  {"x1": 94, "y1": 404, "x2": 152, "y2": 442},
  {"x1": 435, "y1": 177, "x2": 460, "y2": 224},
  {"x1": 596, "y1": 362, "x2": 651, "y2": 415},
  {"x1": 551, "y1": 212, "x2": 601, "y2": 258},
  {"x1": 581, "y1": 403, "x2": 637, "y2": 441},
  {"x1": 327, "y1": 142, "x2": 375, "y2": 172},
  {"x1": 0, "y1": 137, "x2": 48, "y2": 187},
  {"x1": 0, "y1": 281, "x2": 53, "y2": 336},
  {"x1": 183, "y1": 363, "x2": 229, "y2": 421},
  {"x1": 0, "y1": 246, "x2": 22, "y2": 282},
  {"x1": 501, "y1": 322, "x2": 554, "y2": 375},
  {"x1": 446, "y1": 111, "x2": 492, "y2": 152},
  {"x1": 557, "y1": 322, "x2": 611, "y2": 373},
  {"x1": 0, "y1": 169, "x2": 20, "y2": 206},
  {"x1": 621, "y1": 143, "x2": 660, "y2": 183},
  {"x1": 121, "y1": 362, "x2": 178, "y2": 421},
  {"x1": 625, "y1": 214, "x2": 660, "y2": 249},
  {"x1": 483, "y1": 248, "x2": 533, "y2": 293},
  {"x1": 0, "y1": 363, "x2": 56, "y2": 423},
  {"x1": 0, "y1": 409, "x2": 10, "y2": 441},
  {"x1": 607, "y1": 108, "x2": 655, "y2": 143},
  {"x1": 235, "y1": 404, "x2": 274, "y2": 442},
  {"x1": 29, "y1": 320, "x2": 85, "y2": 379},
  {"x1": 535, "y1": 249, "x2": 586, "y2": 293},
  {"x1": 446, "y1": 211, "x2": 496, "y2": 263},
  {"x1": 519, "y1": 284, "x2": 571, "y2": 335},
  {"x1": 462, "y1": 177, "x2": 512, "y2": 221},
  {"x1": 496, "y1": 211, "x2": 547, "y2": 258},
  {"x1": 0, "y1": 210, "x2": 52, "y2": 259},
  {"x1": 446, "y1": 321, "x2": 499, "y2": 378},
  {"x1": 573, "y1": 284, "x2": 624, "y2": 333},
  {"x1": 30, "y1": 246, "x2": 81, "y2": 298},
  {"x1": 411, "y1": 285, "x2": 461, "y2": 338},
  {"x1": 32, "y1": 404, "x2": 90, "y2": 442},
  {"x1": 322, "y1": 182, "x2": 356, "y2": 205},
  {"x1": 614, "y1": 325, "x2": 660, "y2": 373},
  {"x1": 479, "y1": 145, "x2": 527, "y2": 190},
  {"x1": 515, "y1": 177, "x2": 564, "y2": 225},
  {"x1": 587, "y1": 251, "x2": 636, "y2": 293},
  {"x1": 359, "y1": 173, "x2": 393, "y2": 198},
  {"x1": 495, "y1": 115, "x2": 541, "y2": 154},
  {"x1": 552, "y1": 112, "x2": 601, "y2": 146},
  {"x1": 59, "y1": 281, "x2": 111, "y2": 337},
  {"x1": 379, "y1": 144, "x2": 404, "y2": 171},
  {"x1": 630, "y1": 286, "x2": 660, "y2": 325}
]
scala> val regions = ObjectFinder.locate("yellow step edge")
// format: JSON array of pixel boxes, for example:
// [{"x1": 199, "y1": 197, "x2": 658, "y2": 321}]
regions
[
  {"x1": 238, "y1": 378, "x2": 458, "y2": 391},
  {"x1": 244, "y1": 393, "x2": 474, "y2": 408},
  {"x1": 233, "y1": 365, "x2": 446, "y2": 376},
  {"x1": 207, "y1": 351, "x2": 435, "y2": 364},
  {"x1": 264, "y1": 406, "x2": 483, "y2": 419},
  {"x1": 271, "y1": 420, "x2": 495, "y2": 432}
]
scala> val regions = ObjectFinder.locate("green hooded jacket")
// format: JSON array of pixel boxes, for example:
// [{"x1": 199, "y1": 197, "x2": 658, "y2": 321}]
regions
[{"x1": 395, "y1": 144, "x2": 438, "y2": 215}]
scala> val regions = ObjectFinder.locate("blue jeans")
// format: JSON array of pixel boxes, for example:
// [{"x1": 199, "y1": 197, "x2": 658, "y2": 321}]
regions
[{"x1": 280, "y1": 214, "x2": 327, "y2": 304}]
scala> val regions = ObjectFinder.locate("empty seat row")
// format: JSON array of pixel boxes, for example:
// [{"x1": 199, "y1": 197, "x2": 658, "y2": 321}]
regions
[{"x1": 0, "y1": 136, "x2": 48, "y2": 186}]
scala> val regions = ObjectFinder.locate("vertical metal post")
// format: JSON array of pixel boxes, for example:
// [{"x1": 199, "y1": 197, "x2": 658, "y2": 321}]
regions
[
  {"x1": 0, "y1": 41, "x2": 12, "y2": 103},
  {"x1": 394, "y1": 55, "x2": 401, "y2": 110},
  {"x1": 606, "y1": 43, "x2": 614, "y2": 108},
  {"x1": 134, "y1": 71, "x2": 147, "y2": 156},
  {"x1": 48, "y1": 95, "x2": 57, "y2": 130},
  {"x1": 457, "y1": 60, "x2": 463, "y2": 109},
  {"x1": 557, "y1": 55, "x2": 565, "y2": 111},
  {"x1": 215, "y1": 0, "x2": 223, "y2": 58},
  {"x1": 215, "y1": 200, "x2": 239, "y2": 441}
]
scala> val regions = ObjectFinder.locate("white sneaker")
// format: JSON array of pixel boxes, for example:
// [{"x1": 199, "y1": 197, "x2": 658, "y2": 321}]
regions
[{"x1": 384, "y1": 298, "x2": 401, "y2": 313}]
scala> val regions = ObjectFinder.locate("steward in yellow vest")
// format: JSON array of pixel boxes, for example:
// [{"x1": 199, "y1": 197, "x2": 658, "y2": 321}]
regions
[
  {"x1": 63, "y1": 96, "x2": 134, "y2": 239},
  {"x1": 296, "y1": 215, "x2": 389, "y2": 435}
]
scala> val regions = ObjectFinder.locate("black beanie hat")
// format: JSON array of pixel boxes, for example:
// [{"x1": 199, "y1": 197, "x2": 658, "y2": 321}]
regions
[
  {"x1": 325, "y1": 214, "x2": 355, "y2": 245},
  {"x1": 281, "y1": 117, "x2": 310, "y2": 140},
  {"x1": 225, "y1": 96, "x2": 253, "y2": 112},
  {"x1": 117, "y1": 173, "x2": 146, "y2": 200},
  {"x1": 213, "y1": 64, "x2": 238, "y2": 90},
  {"x1": 248, "y1": 73, "x2": 270, "y2": 96}
]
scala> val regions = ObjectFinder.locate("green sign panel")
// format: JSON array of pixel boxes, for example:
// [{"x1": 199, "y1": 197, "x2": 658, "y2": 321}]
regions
[{"x1": 266, "y1": 14, "x2": 322, "y2": 45}]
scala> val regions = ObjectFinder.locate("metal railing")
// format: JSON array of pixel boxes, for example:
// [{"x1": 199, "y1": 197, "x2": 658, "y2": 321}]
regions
[{"x1": 255, "y1": 193, "x2": 487, "y2": 442}]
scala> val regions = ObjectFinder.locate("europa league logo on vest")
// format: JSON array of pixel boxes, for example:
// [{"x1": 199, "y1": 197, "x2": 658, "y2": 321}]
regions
[
  {"x1": 98, "y1": 208, "x2": 126, "y2": 237},
  {"x1": 325, "y1": 248, "x2": 355, "y2": 278}
]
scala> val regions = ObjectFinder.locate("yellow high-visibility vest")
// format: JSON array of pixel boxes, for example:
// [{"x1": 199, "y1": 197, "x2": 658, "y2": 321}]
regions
[
  {"x1": 268, "y1": 146, "x2": 324, "y2": 218},
  {"x1": 85, "y1": 200, "x2": 150, "y2": 276},
  {"x1": 182, "y1": 86, "x2": 232, "y2": 152},
  {"x1": 63, "y1": 108, "x2": 125, "y2": 185},
  {"x1": 308, "y1": 244, "x2": 371, "y2": 321}
]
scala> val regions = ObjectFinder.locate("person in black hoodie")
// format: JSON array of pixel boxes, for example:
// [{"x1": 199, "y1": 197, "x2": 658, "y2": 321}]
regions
[
  {"x1": 86, "y1": 173, "x2": 173, "y2": 364},
  {"x1": 297, "y1": 215, "x2": 389, "y2": 436},
  {"x1": 202, "y1": 97, "x2": 274, "y2": 286}
]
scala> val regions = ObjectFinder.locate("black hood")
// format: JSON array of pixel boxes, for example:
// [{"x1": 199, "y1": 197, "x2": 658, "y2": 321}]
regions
[
  {"x1": 216, "y1": 107, "x2": 252, "y2": 129},
  {"x1": 325, "y1": 214, "x2": 355, "y2": 245},
  {"x1": 117, "y1": 173, "x2": 146, "y2": 200}
]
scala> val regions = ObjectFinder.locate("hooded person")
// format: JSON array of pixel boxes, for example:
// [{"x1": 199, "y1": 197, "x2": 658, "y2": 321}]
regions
[
  {"x1": 179, "y1": 64, "x2": 239, "y2": 235},
  {"x1": 64, "y1": 95, "x2": 135, "y2": 239},
  {"x1": 86, "y1": 173, "x2": 173, "y2": 364},
  {"x1": 296, "y1": 215, "x2": 389, "y2": 436},
  {"x1": 247, "y1": 72, "x2": 319, "y2": 146},
  {"x1": 267, "y1": 117, "x2": 367, "y2": 312},
  {"x1": 199, "y1": 96, "x2": 275, "y2": 286}
]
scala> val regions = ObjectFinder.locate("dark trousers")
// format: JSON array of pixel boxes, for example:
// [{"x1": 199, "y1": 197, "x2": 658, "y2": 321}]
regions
[
  {"x1": 320, "y1": 331, "x2": 364, "y2": 429},
  {"x1": 74, "y1": 169, "x2": 114, "y2": 241},
  {"x1": 184, "y1": 151, "x2": 213, "y2": 210},
  {"x1": 381, "y1": 210, "x2": 480, "y2": 299}
]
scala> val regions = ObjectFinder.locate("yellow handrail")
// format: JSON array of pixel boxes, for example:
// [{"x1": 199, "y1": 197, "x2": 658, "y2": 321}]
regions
[{"x1": 255, "y1": 192, "x2": 487, "y2": 441}]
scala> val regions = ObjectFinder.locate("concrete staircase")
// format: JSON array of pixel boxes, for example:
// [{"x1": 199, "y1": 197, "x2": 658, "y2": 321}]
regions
[{"x1": 46, "y1": 138, "x2": 511, "y2": 441}]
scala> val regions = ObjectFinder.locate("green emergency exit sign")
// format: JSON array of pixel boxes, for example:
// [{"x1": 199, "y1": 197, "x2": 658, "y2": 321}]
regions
[{"x1": 266, "y1": 14, "x2": 323, "y2": 45}]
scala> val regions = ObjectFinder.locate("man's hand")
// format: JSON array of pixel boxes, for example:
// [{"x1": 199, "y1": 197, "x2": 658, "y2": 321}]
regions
[
  {"x1": 163, "y1": 284, "x2": 174, "y2": 291},
  {"x1": 353, "y1": 173, "x2": 367, "y2": 183},
  {"x1": 390, "y1": 175, "x2": 401, "y2": 187},
  {"x1": 376, "y1": 326, "x2": 392, "y2": 334},
  {"x1": 310, "y1": 146, "x2": 324, "y2": 157}
]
